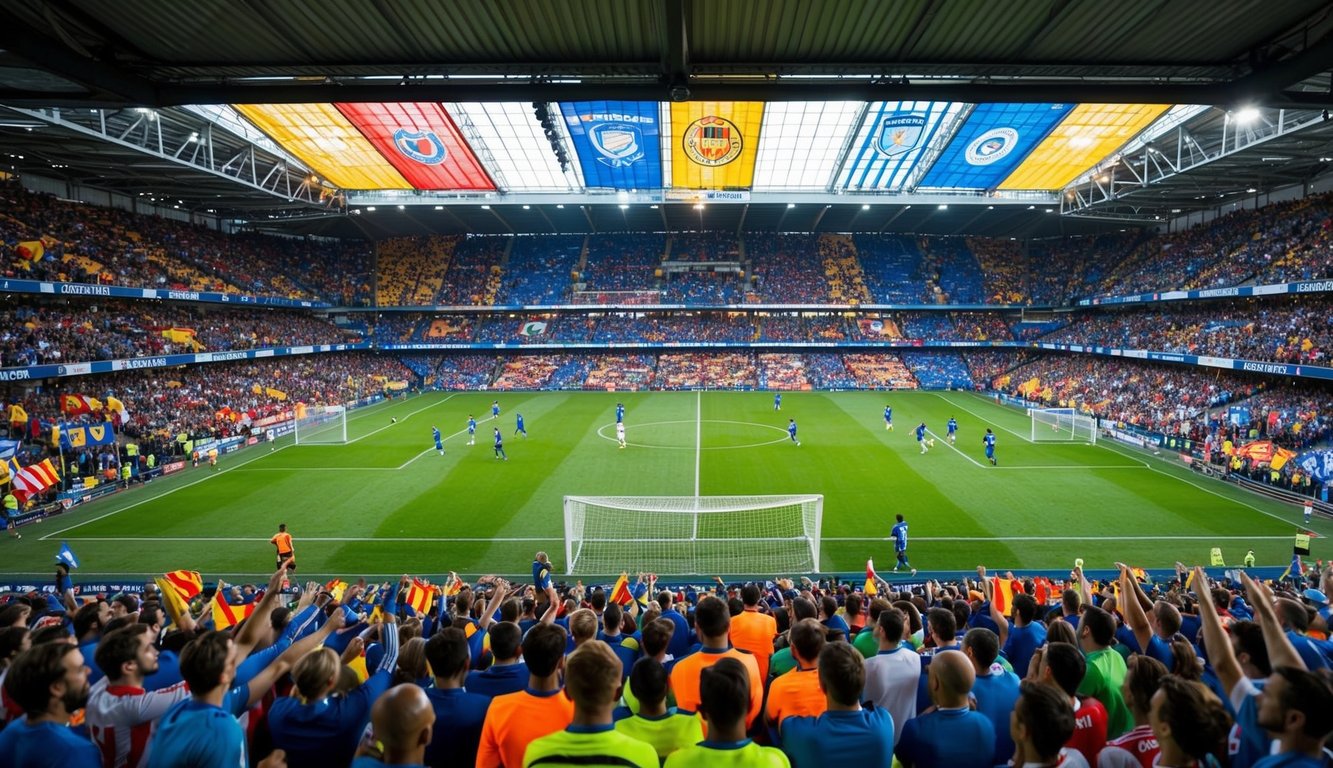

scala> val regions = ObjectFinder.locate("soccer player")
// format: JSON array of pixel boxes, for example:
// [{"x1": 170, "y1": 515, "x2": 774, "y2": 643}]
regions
[
  {"x1": 208, "y1": 447, "x2": 218, "y2": 470},
  {"x1": 515, "y1": 412, "x2": 527, "y2": 438},
  {"x1": 1304, "y1": 498, "x2": 1314, "y2": 524},
  {"x1": 884, "y1": 404, "x2": 893, "y2": 431},
  {"x1": 468, "y1": 415, "x2": 477, "y2": 445},
  {"x1": 433, "y1": 425, "x2": 444, "y2": 455},
  {"x1": 270, "y1": 523, "x2": 294, "y2": 571},
  {"x1": 983, "y1": 428, "x2": 997, "y2": 466},
  {"x1": 492, "y1": 400, "x2": 500, "y2": 419},
  {"x1": 493, "y1": 428, "x2": 507, "y2": 461},
  {"x1": 915, "y1": 422, "x2": 929, "y2": 454},
  {"x1": 947, "y1": 417, "x2": 958, "y2": 444},
  {"x1": 774, "y1": 392, "x2": 782, "y2": 411},
  {"x1": 788, "y1": 419, "x2": 801, "y2": 446},
  {"x1": 617, "y1": 421, "x2": 627, "y2": 449},
  {"x1": 616, "y1": 403, "x2": 625, "y2": 424},
  {"x1": 890, "y1": 514, "x2": 914, "y2": 575}
]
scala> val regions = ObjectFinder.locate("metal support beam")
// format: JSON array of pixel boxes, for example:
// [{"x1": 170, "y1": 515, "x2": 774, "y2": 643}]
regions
[
  {"x1": 0, "y1": 13, "x2": 158, "y2": 102},
  {"x1": 661, "y1": 0, "x2": 690, "y2": 97}
]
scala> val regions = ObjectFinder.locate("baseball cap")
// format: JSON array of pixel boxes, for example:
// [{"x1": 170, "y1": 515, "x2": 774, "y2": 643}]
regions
[{"x1": 1302, "y1": 588, "x2": 1328, "y2": 606}]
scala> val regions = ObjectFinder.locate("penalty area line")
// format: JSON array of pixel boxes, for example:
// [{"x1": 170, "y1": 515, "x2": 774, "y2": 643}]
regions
[{"x1": 55, "y1": 536, "x2": 562, "y2": 542}]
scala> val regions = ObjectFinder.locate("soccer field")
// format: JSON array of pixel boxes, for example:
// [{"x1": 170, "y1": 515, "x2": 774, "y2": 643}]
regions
[{"x1": 2, "y1": 390, "x2": 1321, "y2": 580}]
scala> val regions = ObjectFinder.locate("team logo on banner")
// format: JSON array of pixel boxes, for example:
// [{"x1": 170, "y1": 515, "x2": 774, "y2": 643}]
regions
[
  {"x1": 392, "y1": 129, "x2": 448, "y2": 165},
  {"x1": 876, "y1": 114, "x2": 927, "y2": 156},
  {"x1": 588, "y1": 123, "x2": 644, "y2": 167},
  {"x1": 682, "y1": 116, "x2": 743, "y2": 166},
  {"x1": 965, "y1": 127, "x2": 1020, "y2": 166}
]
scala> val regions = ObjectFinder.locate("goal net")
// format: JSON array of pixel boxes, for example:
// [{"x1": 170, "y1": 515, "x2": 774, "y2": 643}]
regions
[
  {"x1": 294, "y1": 405, "x2": 348, "y2": 445},
  {"x1": 1030, "y1": 407, "x2": 1097, "y2": 444},
  {"x1": 563, "y1": 495, "x2": 823, "y2": 576}
]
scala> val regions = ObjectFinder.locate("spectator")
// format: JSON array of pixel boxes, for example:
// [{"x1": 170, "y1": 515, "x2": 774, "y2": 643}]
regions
[
  {"x1": 1010, "y1": 680, "x2": 1080, "y2": 768},
  {"x1": 729, "y1": 584, "x2": 777, "y2": 684},
  {"x1": 670, "y1": 596, "x2": 763, "y2": 730},
  {"x1": 614, "y1": 658, "x2": 703, "y2": 763},
  {"x1": 895, "y1": 650, "x2": 995, "y2": 768},
  {"x1": 464, "y1": 621, "x2": 527, "y2": 699},
  {"x1": 476, "y1": 622, "x2": 575, "y2": 768},
  {"x1": 1148, "y1": 676, "x2": 1232, "y2": 768},
  {"x1": 421, "y1": 628, "x2": 490, "y2": 768},
  {"x1": 1075, "y1": 604, "x2": 1133, "y2": 738},
  {"x1": 1098, "y1": 655, "x2": 1168, "y2": 768},
  {"x1": 0, "y1": 642, "x2": 99, "y2": 768},
  {"x1": 962, "y1": 627, "x2": 1020, "y2": 764},
  {"x1": 663, "y1": 658, "x2": 789, "y2": 768},
  {"x1": 861, "y1": 607, "x2": 920, "y2": 747},
  {"x1": 521, "y1": 640, "x2": 657, "y2": 768},
  {"x1": 780, "y1": 641, "x2": 893, "y2": 768},
  {"x1": 87, "y1": 624, "x2": 191, "y2": 768},
  {"x1": 1033, "y1": 642, "x2": 1108, "y2": 766},
  {"x1": 765, "y1": 618, "x2": 827, "y2": 732},
  {"x1": 359, "y1": 684, "x2": 436, "y2": 768}
]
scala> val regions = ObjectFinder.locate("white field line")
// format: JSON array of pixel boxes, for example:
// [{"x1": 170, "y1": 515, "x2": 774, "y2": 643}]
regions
[
  {"x1": 344, "y1": 393, "x2": 456, "y2": 444},
  {"x1": 49, "y1": 534, "x2": 1296, "y2": 543},
  {"x1": 934, "y1": 392, "x2": 1033, "y2": 443},
  {"x1": 694, "y1": 391, "x2": 702, "y2": 496},
  {"x1": 924, "y1": 428, "x2": 985, "y2": 467}
]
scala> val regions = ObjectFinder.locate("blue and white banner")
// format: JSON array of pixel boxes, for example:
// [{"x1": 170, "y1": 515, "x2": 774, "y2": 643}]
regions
[
  {"x1": 1078, "y1": 278, "x2": 1333, "y2": 307},
  {"x1": 919, "y1": 103, "x2": 1074, "y2": 189},
  {"x1": 838, "y1": 101, "x2": 964, "y2": 190},
  {"x1": 560, "y1": 101, "x2": 663, "y2": 190},
  {"x1": 0, "y1": 278, "x2": 328, "y2": 308},
  {"x1": 1294, "y1": 450, "x2": 1333, "y2": 482},
  {"x1": 0, "y1": 343, "x2": 370, "y2": 382}
]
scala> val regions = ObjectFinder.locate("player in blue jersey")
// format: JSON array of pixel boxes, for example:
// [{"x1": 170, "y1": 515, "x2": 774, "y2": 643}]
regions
[
  {"x1": 984, "y1": 428, "x2": 997, "y2": 465},
  {"x1": 947, "y1": 417, "x2": 958, "y2": 444},
  {"x1": 891, "y1": 514, "x2": 915, "y2": 575},
  {"x1": 491, "y1": 400, "x2": 500, "y2": 419},
  {"x1": 916, "y1": 422, "x2": 931, "y2": 454},
  {"x1": 616, "y1": 402, "x2": 625, "y2": 423},
  {"x1": 774, "y1": 392, "x2": 782, "y2": 411},
  {"x1": 515, "y1": 412, "x2": 527, "y2": 438},
  {"x1": 493, "y1": 427, "x2": 507, "y2": 460},
  {"x1": 884, "y1": 404, "x2": 893, "y2": 431},
  {"x1": 788, "y1": 418, "x2": 801, "y2": 446},
  {"x1": 432, "y1": 426, "x2": 444, "y2": 456},
  {"x1": 467, "y1": 415, "x2": 477, "y2": 445}
]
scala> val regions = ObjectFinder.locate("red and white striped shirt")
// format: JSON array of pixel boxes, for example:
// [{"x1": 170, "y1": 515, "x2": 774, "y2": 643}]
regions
[
  {"x1": 87, "y1": 677, "x2": 190, "y2": 768},
  {"x1": 1098, "y1": 724, "x2": 1161, "y2": 768}
]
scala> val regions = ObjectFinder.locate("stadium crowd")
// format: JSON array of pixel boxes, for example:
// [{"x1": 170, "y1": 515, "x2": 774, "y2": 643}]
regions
[
  {"x1": 1, "y1": 182, "x2": 371, "y2": 304},
  {"x1": 2, "y1": 555, "x2": 1331, "y2": 768},
  {"x1": 0, "y1": 299, "x2": 355, "y2": 368}
]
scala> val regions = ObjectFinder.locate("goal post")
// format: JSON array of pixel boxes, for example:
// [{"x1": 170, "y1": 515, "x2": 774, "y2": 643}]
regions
[
  {"x1": 1029, "y1": 407, "x2": 1097, "y2": 444},
  {"x1": 294, "y1": 404, "x2": 348, "y2": 445},
  {"x1": 562, "y1": 495, "x2": 823, "y2": 576}
]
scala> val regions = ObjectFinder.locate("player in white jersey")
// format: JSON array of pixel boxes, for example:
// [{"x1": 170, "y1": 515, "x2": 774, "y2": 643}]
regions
[{"x1": 616, "y1": 422, "x2": 626, "y2": 448}]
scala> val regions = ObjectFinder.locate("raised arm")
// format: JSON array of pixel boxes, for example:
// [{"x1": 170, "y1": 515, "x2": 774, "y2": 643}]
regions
[
  {"x1": 235, "y1": 563, "x2": 289, "y2": 659},
  {"x1": 1239, "y1": 571, "x2": 1306, "y2": 672},
  {"x1": 980, "y1": 566, "x2": 1008, "y2": 646},
  {"x1": 1118, "y1": 564, "x2": 1153, "y2": 656},
  {"x1": 1192, "y1": 566, "x2": 1243, "y2": 695},
  {"x1": 241, "y1": 606, "x2": 346, "y2": 709},
  {"x1": 477, "y1": 579, "x2": 510, "y2": 632}
]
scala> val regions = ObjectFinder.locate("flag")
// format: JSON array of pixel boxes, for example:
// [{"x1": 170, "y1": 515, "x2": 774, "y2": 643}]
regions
[
  {"x1": 154, "y1": 576, "x2": 191, "y2": 626},
  {"x1": 1033, "y1": 576, "x2": 1051, "y2": 606},
  {"x1": 211, "y1": 583, "x2": 255, "y2": 630},
  {"x1": 105, "y1": 397, "x2": 129, "y2": 427},
  {"x1": 163, "y1": 570, "x2": 203, "y2": 601},
  {"x1": 610, "y1": 573, "x2": 634, "y2": 606},
  {"x1": 404, "y1": 578, "x2": 434, "y2": 616},
  {"x1": 56, "y1": 542, "x2": 80, "y2": 569},
  {"x1": 1295, "y1": 533, "x2": 1312, "y2": 557},
  {"x1": 0, "y1": 439, "x2": 19, "y2": 460},
  {"x1": 6, "y1": 405, "x2": 26, "y2": 426},
  {"x1": 1131, "y1": 567, "x2": 1149, "y2": 583},
  {"x1": 12, "y1": 458, "x2": 60, "y2": 501},
  {"x1": 3, "y1": 457, "x2": 19, "y2": 485},
  {"x1": 865, "y1": 559, "x2": 879, "y2": 596},
  {"x1": 440, "y1": 574, "x2": 464, "y2": 598},
  {"x1": 991, "y1": 576, "x2": 1018, "y2": 615},
  {"x1": 325, "y1": 579, "x2": 348, "y2": 602},
  {"x1": 60, "y1": 395, "x2": 101, "y2": 416},
  {"x1": 519, "y1": 321, "x2": 548, "y2": 337}
]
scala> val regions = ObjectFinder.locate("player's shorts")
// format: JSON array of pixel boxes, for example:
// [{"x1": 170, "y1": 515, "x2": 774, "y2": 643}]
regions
[
  {"x1": 435, "y1": 442, "x2": 443, "y2": 450},
  {"x1": 277, "y1": 553, "x2": 295, "y2": 569}
]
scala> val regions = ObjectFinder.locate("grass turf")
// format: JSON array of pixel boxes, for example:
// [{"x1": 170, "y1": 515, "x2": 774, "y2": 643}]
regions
[{"x1": 1, "y1": 390, "x2": 1321, "y2": 580}]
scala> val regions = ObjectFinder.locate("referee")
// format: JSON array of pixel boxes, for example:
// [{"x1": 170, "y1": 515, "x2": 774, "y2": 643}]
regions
[{"x1": 270, "y1": 523, "x2": 295, "y2": 570}]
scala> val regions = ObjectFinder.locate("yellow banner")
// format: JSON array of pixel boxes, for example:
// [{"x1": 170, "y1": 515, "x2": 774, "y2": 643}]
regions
[
  {"x1": 234, "y1": 104, "x2": 410, "y2": 190},
  {"x1": 264, "y1": 387, "x2": 288, "y2": 401},
  {"x1": 669, "y1": 102, "x2": 764, "y2": 189},
  {"x1": 999, "y1": 103, "x2": 1170, "y2": 190}
]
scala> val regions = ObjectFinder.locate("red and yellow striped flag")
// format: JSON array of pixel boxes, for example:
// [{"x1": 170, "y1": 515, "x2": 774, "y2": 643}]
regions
[
  {"x1": 865, "y1": 560, "x2": 879, "y2": 596},
  {"x1": 211, "y1": 583, "x2": 256, "y2": 630},
  {"x1": 610, "y1": 573, "x2": 634, "y2": 606},
  {"x1": 404, "y1": 578, "x2": 434, "y2": 616},
  {"x1": 163, "y1": 570, "x2": 203, "y2": 601}
]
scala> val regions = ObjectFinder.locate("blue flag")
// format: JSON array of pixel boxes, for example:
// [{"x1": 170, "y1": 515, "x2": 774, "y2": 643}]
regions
[
  {"x1": 0, "y1": 439, "x2": 19, "y2": 460},
  {"x1": 57, "y1": 541, "x2": 80, "y2": 569}
]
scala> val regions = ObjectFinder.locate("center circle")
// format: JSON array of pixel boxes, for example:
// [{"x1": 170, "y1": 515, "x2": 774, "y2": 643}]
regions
[{"x1": 597, "y1": 419, "x2": 792, "y2": 450}]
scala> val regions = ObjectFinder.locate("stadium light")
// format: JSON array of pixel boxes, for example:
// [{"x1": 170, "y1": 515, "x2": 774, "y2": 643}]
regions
[
  {"x1": 937, "y1": 204, "x2": 948, "y2": 210},
  {"x1": 693, "y1": 203, "x2": 705, "y2": 210},
  {"x1": 556, "y1": 204, "x2": 565, "y2": 209},
  {"x1": 787, "y1": 203, "x2": 796, "y2": 209},
  {"x1": 861, "y1": 204, "x2": 870, "y2": 210},
  {"x1": 433, "y1": 205, "x2": 444, "y2": 210},
  {"x1": 619, "y1": 204, "x2": 629, "y2": 210},
  {"x1": 397, "y1": 204, "x2": 405, "y2": 210},
  {"x1": 1247, "y1": 187, "x2": 1257, "y2": 193},
  {"x1": 523, "y1": 204, "x2": 531, "y2": 209},
  {"x1": 481, "y1": 204, "x2": 490, "y2": 209},
  {"x1": 365, "y1": 206, "x2": 376, "y2": 212},
  {"x1": 1234, "y1": 106, "x2": 1261, "y2": 124}
]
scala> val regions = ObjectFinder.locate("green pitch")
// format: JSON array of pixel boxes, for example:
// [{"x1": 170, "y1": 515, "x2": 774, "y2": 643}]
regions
[{"x1": 3, "y1": 391, "x2": 1320, "y2": 580}]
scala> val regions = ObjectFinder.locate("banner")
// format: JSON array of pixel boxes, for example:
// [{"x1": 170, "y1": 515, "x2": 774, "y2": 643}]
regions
[
  {"x1": 334, "y1": 102, "x2": 495, "y2": 190},
  {"x1": 61, "y1": 422, "x2": 117, "y2": 449},
  {"x1": 837, "y1": 101, "x2": 964, "y2": 190},
  {"x1": 0, "y1": 277, "x2": 328, "y2": 309},
  {"x1": 999, "y1": 103, "x2": 1170, "y2": 190},
  {"x1": 919, "y1": 103, "x2": 1075, "y2": 189},
  {"x1": 669, "y1": 102, "x2": 764, "y2": 189},
  {"x1": 1295, "y1": 450, "x2": 1333, "y2": 482},
  {"x1": 519, "y1": 321, "x2": 548, "y2": 337},
  {"x1": 560, "y1": 101, "x2": 662, "y2": 190},
  {"x1": 60, "y1": 395, "x2": 101, "y2": 416},
  {"x1": 234, "y1": 103, "x2": 410, "y2": 190}
]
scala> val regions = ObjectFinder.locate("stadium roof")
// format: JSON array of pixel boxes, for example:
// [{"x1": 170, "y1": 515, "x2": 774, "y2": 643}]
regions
[{"x1": 1, "y1": 0, "x2": 1331, "y2": 236}]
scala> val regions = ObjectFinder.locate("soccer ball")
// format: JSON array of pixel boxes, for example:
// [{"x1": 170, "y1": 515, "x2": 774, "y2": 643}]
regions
[
  {"x1": 391, "y1": 417, "x2": 397, "y2": 423},
  {"x1": 927, "y1": 438, "x2": 935, "y2": 447}
]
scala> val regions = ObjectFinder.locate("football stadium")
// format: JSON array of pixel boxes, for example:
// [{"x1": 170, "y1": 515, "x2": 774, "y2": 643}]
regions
[{"x1": 2, "y1": 2, "x2": 1333, "y2": 767}]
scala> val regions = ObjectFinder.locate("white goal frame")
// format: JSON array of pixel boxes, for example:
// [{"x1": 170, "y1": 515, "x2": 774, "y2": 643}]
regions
[
  {"x1": 294, "y1": 405, "x2": 348, "y2": 445},
  {"x1": 562, "y1": 494, "x2": 823, "y2": 576},
  {"x1": 1029, "y1": 407, "x2": 1097, "y2": 444}
]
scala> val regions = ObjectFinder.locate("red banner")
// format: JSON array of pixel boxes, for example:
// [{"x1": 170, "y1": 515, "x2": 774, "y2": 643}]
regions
[{"x1": 335, "y1": 103, "x2": 495, "y2": 190}]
